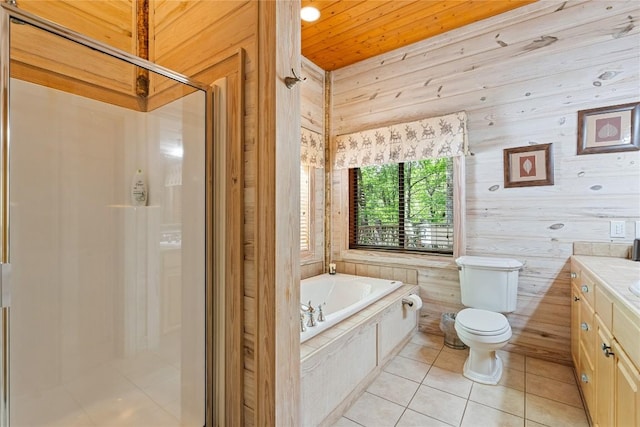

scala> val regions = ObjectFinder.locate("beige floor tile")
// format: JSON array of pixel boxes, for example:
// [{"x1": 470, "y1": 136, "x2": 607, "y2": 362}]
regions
[
  {"x1": 461, "y1": 401, "x2": 524, "y2": 427},
  {"x1": 367, "y1": 371, "x2": 420, "y2": 406},
  {"x1": 498, "y1": 350, "x2": 525, "y2": 372},
  {"x1": 396, "y1": 409, "x2": 452, "y2": 427},
  {"x1": 344, "y1": 392, "x2": 405, "y2": 427},
  {"x1": 526, "y1": 394, "x2": 589, "y2": 427},
  {"x1": 400, "y1": 342, "x2": 441, "y2": 364},
  {"x1": 384, "y1": 355, "x2": 431, "y2": 383},
  {"x1": 423, "y1": 366, "x2": 473, "y2": 399},
  {"x1": 469, "y1": 383, "x2": 525, "y2": 417},
  {"x1": 433, "y1": 350, "x2": 467, "y2": 373},
  {"x1": 525, "y1": 358, "x2": 575, "y2": 384},
  {"x1": 410, "y1": 332, "x2": 445, "y2": 350},
  {"x1": 331, "y1": 416, "x2": 362, "y2": 427},
  {"x1": 526, "y1": 373, "x2": 583, "y2": 408},
  {"x1": 525, "y1": 420, "x2": 548, "y2": 427},
  {"x1": 408, "y1": 385, "x2": 467, "y2": 426},
  {"x1": 499, "y1": 366, "x2": 525, "y2": 391},
  {"x1": 441, "y1": 344, "x2": 469, "y2": 356}
]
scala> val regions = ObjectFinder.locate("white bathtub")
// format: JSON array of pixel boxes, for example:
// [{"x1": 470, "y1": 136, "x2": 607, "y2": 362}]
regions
[{"x1": 300, "y1": 273, "x2": 403, "y2": 343}]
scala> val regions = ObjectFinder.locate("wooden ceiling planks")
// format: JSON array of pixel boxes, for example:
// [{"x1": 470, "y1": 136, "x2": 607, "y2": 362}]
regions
[{"x1": 301, "y1": 0, "x2": 537, "y2": 70}]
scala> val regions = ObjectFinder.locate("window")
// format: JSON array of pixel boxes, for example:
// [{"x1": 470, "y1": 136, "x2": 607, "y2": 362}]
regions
[
  {"x1": 300, "y1": 165, "x2": 311, "y2": 252},
  {"x1": 350, "y1": 157, "x2": 454, "y2": 254}
]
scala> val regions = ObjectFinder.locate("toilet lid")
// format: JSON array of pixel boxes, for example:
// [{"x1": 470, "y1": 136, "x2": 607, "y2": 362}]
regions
[{"x1": 456, "y1": 308, "x2": 510, "y2": 336}]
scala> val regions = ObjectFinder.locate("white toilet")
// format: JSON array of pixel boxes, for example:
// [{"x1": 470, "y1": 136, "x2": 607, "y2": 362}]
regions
[{"x1": 454, "y1": 255, "x2": 523, "y2": 385}]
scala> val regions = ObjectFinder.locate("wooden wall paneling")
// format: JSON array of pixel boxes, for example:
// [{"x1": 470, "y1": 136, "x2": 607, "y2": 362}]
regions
[
  {"x1": 301, "y1": 56, "x2": 325, "y2": 133},
  {"x1": 11, "y1": 0, "x2": 140, "y2": 109},
  {"x1": 151, "y1": 1, "x2": 254, "y2": 94},
  {"x1": 10, "y1": 23, "x2": 141, "y2": 110},
  {"x1": 331, "y1": 2, "x2": 640, "y2": 133},
  {"x1": 18, "y1": 0, "x2": 136, "y2": 52},
  {"x1": 330, "y1": 0, "x2": 640, "y2": 364},
  {"x1": 256, "y1": 1, "x2": 301, "y2": 425}
]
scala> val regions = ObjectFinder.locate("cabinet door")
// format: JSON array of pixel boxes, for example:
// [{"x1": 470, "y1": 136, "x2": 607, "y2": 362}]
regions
[
  {"x1": 595, "y1": 317, "x2": 614, "y2": 427},
  {"x1": 613, "y1": 342, "x2": 639, "y2": 427},
  {"x1": 571, "y1": 283, "x2": 581, "y2": 368}
]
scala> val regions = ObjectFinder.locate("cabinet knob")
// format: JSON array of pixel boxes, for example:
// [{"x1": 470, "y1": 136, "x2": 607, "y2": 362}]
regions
[
  {"x1": 580, "y1": 322, "x2": 589, "y2": 331},
  {"x1": 571, "y1": 272, "x2": 577, "y2": 279},
  {"x1": 601, "y1": 343, "x2": 615, "y2": 358},
  {"x1": 581, "y1": 285, "x2": 589, "y2": 293},
  {"x1": 573, "y1": 296, "x2": 580, "y2": 302},
  {"x1": 581, "y1": 373, "x2": 589, "y2": 383}
]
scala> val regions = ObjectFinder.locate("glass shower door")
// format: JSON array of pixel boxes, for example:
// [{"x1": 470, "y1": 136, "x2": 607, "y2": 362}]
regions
[{"x1": 1, "y1": 6, "x2": 210, "y2": 426}]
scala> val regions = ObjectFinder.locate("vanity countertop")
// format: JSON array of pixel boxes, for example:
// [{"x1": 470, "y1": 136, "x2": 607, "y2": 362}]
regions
[{"x1": 572, "y1": 255, "x2": 640, "y2": 316}]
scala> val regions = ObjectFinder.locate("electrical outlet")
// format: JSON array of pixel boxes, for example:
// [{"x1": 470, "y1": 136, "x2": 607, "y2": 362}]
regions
[{"x1": 610, "y1": 220, "x2": 625, "y2": 238}]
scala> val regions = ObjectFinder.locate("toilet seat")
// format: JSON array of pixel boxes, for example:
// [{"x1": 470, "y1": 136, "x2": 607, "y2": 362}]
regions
[{"x1": 455, "y1": 308, "x2": 510, "y2": 336}]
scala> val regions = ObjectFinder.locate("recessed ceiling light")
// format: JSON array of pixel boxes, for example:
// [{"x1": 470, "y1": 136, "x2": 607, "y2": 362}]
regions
[{"x1": 301, "y1": 6, "x2": 320, "y2": 22}]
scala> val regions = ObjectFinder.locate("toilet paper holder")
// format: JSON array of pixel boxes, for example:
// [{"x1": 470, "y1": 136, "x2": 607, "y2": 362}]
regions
[{"x1": 402, "y1": 297, "x2": 415, "y2": 307}]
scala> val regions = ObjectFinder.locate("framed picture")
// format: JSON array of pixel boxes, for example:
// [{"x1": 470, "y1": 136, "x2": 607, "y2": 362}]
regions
[
  {"x1": 577, "y1": 102, "x2": 639, "y2": 155},
  {"x1": 503, "y1": 143, "x2": 554, "y2": 188}
]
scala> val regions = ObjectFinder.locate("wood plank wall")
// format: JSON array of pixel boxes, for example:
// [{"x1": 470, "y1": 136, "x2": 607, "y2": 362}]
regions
[
  {"x1": 329, "y1": 0, "x2": 640, "y2": 364},
  {"x1": 11, "y1": 0, "x2": 140, "y2": 109},
  {"x1": 301, "y1": 56, "x2": 325, "y2": 279}
]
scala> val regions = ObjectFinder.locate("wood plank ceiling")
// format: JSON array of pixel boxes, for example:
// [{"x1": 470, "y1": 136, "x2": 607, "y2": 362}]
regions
[{"x1": 301, "y1": 0, "x2": 537, "y2": 71}]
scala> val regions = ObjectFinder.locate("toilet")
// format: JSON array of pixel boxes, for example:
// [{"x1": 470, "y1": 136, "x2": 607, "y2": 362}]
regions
[{"x1": 454, "y1": 255, "x2": 523, "y2": 385}]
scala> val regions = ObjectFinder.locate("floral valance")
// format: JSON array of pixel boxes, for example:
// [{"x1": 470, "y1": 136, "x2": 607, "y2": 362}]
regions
[
  {"x1": 333, "y1": 111, "x2": 468, "y2": 169},
  {"x1": 301, "y1": 126, "x2": 324, "y2": 169}
]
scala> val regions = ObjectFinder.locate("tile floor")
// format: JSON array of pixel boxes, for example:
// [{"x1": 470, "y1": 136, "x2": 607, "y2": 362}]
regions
[
  {"x1": 333, "y1": 332, "x2": 589, "y2": 427},
  {"x1": 12, "y1": 333, "x2": 185, "y2": 427}
]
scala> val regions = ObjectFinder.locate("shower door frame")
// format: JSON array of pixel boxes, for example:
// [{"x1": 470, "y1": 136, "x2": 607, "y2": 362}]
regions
[{"x1": 0, "y1": 3, "x2": 216, "y2": 426}]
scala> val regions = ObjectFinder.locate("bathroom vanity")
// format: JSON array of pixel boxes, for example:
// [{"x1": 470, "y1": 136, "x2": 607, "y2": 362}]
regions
[{"x1": 571, "y1": 256, "x2": 640, "y2": 427}]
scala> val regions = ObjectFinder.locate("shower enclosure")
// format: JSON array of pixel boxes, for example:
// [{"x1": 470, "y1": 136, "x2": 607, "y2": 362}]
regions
[{"x1": 0, "y1": 4, "x2": 213, "y2": 426}]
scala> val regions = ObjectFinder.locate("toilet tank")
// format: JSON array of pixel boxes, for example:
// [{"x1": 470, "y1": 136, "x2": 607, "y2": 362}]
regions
[{"x1": 456, "y1": 256, "x2": 523, "y2": 313}]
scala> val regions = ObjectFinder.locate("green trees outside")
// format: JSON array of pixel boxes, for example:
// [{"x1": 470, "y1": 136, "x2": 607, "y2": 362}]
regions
[{"x1": 354, "y1": 157, "x2": 453, "y2": 251}]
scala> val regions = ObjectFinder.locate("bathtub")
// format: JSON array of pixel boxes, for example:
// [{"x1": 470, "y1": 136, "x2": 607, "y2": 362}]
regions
[{"x1": 300, "y1": 273, "x2": 403, "y2": 343}]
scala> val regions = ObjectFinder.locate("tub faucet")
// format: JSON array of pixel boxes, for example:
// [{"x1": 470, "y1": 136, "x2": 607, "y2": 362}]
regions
[
  {"x1": 306, "y1": 301, "x2": 317, "y2": 327},
  {"x1": 317, "y1": 304, "x2": 325, "y2": 322}
]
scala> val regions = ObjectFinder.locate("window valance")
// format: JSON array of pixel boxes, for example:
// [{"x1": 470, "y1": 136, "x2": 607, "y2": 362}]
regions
[
  {"x1": 301, "y1": 126, "x2": 324, "y2": 168},
  {"x1": 333, "y1": 111, "x2": 468, "y2": 169}
]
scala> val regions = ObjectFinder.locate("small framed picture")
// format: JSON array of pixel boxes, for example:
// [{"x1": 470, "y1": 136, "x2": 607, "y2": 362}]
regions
[
  {"x1": 503, "y1": 143, "x2": 554, "y2": 188},
  {"x1": 577, "y1": 102, "x2": 639, "y2": 155}
]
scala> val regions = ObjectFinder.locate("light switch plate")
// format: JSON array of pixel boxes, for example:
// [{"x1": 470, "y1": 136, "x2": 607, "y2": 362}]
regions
[
  {"x1": 636, "y1": 221, "x2": 640, "y2": 239},
  {"x1": 610, "y1": 220, "x2": 625, "y2": 238}
]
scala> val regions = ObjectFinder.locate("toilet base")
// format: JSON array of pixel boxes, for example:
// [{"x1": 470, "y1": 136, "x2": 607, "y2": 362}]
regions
[{"x1": 462, "y1": 349, "x2": 503, "y2": 385}]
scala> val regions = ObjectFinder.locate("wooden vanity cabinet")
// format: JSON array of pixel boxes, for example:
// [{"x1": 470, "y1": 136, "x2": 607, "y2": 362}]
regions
[
  {"x1": 571, "y1": 258, "x2": 640, "y2": 427},
  {"x1": 613, "y1": 340, "x2": 640, "y2": 427}
]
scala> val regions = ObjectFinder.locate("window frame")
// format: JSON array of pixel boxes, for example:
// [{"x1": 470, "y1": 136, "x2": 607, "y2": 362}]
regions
[{"x1": 348, "y1": 156, "x2": 465, "y2": 258}]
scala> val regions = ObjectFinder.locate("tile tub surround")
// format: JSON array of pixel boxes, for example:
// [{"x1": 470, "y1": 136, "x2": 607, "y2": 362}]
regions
[
  {"x1": 301, "y1": 284, "x2": 420, "y2": 426},
  {"x1": 334, "y1": 332, "x2": 589, "y2": 427}
]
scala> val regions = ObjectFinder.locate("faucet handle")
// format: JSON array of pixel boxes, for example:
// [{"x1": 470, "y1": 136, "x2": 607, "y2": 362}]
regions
[{"x1": 317, "y1": 304, "x2": 325, "y2": 322}]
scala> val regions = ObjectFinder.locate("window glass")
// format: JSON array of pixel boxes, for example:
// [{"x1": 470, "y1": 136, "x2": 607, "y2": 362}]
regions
[{"x1": 351, "y1": 158, "x2": 453, "y2": 254}]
